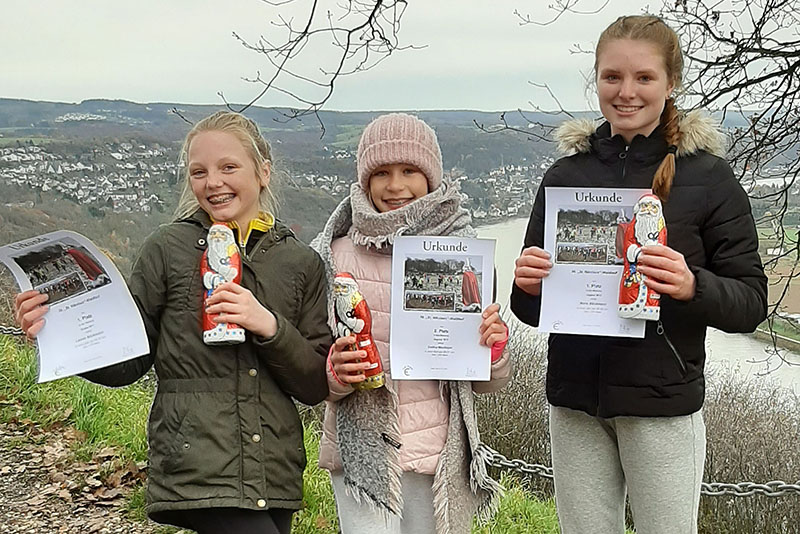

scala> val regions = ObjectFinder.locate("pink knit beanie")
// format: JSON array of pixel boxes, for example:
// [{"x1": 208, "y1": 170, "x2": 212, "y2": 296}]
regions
[{"x1": 356, "y1": 113, "x2": 443, "y2": 192}]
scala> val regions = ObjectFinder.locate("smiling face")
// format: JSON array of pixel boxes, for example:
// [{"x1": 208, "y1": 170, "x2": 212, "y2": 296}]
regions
[
  {"x1": 596, "y1": 38, "x2": 675, "y2": 144},
  {"x1": 368, "y1": 163, "x2": 429, "y2": 213},
  {"x1": 187, "y1": 130, "x2": 269, "y2": 229}
]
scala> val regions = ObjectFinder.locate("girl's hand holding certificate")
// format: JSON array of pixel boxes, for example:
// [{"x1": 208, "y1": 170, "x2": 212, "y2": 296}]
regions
[{"x1": 513, "y1": 246, "x2": 552, "y2": 296}]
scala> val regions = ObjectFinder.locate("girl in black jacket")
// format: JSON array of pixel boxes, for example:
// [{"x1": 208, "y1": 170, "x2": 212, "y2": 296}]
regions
[{"x1": 511, "y1": 15, "x2": 767, "y2": 534}]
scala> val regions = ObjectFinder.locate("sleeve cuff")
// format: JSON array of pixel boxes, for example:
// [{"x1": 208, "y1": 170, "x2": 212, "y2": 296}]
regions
[
  {"x1": 490, "y1": 323, "x2": 509, "y2": 363},
  {"x1": 328, "y1": 344, "x2": 348, "y2": 387},
  {"x1": 326, "y1": 345, "x2": 353, "y2": 399}
]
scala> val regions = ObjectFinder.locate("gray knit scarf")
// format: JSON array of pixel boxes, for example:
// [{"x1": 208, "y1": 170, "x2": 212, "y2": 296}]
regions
[{"x1": 310, "y1": 181, "x2": 502, "y2": 534}]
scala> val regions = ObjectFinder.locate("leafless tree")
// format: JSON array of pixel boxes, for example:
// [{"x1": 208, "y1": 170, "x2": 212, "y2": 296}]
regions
[
  {"x1": 511, "y1": 0, "x2": 800, "y2": 363},
  {"x1": 659, "y1": 1, "x2": 800, "y2": 350},
  {"x1": 227, "y1": 0, "x2": 416, "y2": 132}
]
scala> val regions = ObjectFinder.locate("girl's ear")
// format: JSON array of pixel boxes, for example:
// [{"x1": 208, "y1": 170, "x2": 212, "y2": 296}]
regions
[
  {"x1": 260, "y1": 160, "x2": 272, "y2": 189},
  {"x1": 667, "y1": 79, "x2": 676, "y2": 99}
]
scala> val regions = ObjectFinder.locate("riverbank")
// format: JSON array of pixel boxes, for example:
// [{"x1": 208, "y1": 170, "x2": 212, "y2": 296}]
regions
[{"x1": 754, "y1": 327, "x2": 800, "y2": 352}]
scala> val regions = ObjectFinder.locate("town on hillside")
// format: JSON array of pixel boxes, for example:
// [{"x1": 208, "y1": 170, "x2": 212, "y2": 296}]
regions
[
  {"x1": 0, "y1": 99, "x2": 796, "y2": 229},
  {"x1": 0, "y1": 138, "x2": 548, "y2": 224}
]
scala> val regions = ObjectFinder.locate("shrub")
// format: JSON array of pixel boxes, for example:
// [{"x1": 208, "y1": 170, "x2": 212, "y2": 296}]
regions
[
  {"x1": 476, "y1": 315, "x2": 552, "y2": 497},
  {"x1": 476, "y1": 314, "x2": 800, "y2": 533},
  {"x1": 700, "y1": 364, "x2": 800, "y2": 533}
]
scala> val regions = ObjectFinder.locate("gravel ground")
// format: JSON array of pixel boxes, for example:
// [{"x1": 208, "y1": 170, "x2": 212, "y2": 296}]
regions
[{"x1": 0, "y1": 419, "x2": 177, "y2": 534}]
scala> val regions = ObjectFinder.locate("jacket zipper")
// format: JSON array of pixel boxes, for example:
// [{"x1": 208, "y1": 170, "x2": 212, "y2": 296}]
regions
[
  {"x1": 621, "y1": 146, "x2": 683, "y2": 375},
  {"x1": 620, "y1": 145, "x2": 629, "y2": 180},
  {"x1": 242, "y1": 232, "x2": 273, "y2": 266},
  {"x1": 657, "y1": 320, "x2": 687, "y2": 376},
  {"x1": 226, "y1": 221, "x2": 251, "y2": 261},
  {"x1": 233, "y1": 224, "x2": 273, "y2": 264}
]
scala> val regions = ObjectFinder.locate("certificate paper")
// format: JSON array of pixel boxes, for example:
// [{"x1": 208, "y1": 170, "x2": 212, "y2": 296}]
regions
[
  {"x1": 539, "y1": 187, "x2": 650, "y2": 338},
  {"x1": 390, "y1": 236, "x2": 495, "y2": 381},
  {"x1": 0, "y1": 231, "x2": 149, "y2": 382}
]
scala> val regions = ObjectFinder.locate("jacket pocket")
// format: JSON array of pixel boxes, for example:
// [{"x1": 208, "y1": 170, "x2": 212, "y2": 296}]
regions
[
  {"x1": 261, "y1": 412, "x2": 306, "y2": 471},
  {"x1": 162, "y1": 411, "x2": 194, "y2": 474},
  {"x1": 150, "y1": 388, "x2": 240, "y2": 500},
  {"x1": 184, "y1": 263, "x2": 204, "y2": 316},
  {"x1": 657, "y1": 320, "x2": 688, "y2": 377}
]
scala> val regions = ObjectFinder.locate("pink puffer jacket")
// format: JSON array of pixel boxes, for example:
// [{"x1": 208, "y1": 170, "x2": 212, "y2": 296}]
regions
[{"x1": 318, "y1": 237, "x2": 512, "y2": 474}]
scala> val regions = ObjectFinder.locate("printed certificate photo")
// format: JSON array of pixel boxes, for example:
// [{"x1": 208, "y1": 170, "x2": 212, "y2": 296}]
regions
[
  {"x1": 539, "y1": 187, "x2": 651, "y2": 338},
  {"x1": 0, "y1": 230, "x2": 149, "y2": 382},
  {"x1": 390, "y1": 236, "x2": 495, "y2": 381}
]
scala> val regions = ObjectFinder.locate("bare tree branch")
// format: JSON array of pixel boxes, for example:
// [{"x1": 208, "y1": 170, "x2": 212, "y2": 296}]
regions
[
  {"x1": 169, "y1": 107, "x2": 193, "y2": 125},
  {"x1": 513, "y1": 0, "x2": 611, "y2": 26},
  {"x1": 474, "y1": 111, "x2": 557, "y2": 143},
  {"x1": 228, "y1": 0, "x2": 414, "y2": 133}
]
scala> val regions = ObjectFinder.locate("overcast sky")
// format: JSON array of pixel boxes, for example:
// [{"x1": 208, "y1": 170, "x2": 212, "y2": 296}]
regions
[{"x1": 2, "y1": 0, "x2": 655, "y2": 112}]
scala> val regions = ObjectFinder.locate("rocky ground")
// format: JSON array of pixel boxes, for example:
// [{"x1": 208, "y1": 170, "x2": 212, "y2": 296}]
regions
[{"x1": 0, "y1": 412, "x2": 177, "y2": 534}]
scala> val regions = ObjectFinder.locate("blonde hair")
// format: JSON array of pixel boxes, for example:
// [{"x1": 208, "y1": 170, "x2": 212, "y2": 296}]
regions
[
  {"x1": 173, "y1": 111, "x2": 277, "y2": 221},
  {"x1": 596, "y1": 15, "x2": 684, "y2": 201}
]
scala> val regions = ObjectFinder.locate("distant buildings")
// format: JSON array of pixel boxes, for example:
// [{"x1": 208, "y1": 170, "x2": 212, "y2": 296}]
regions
[
  {"x1": 0, "y1": 142, "x2": 172, "y2": 213},
  {"x1": 1, "y1": 138, "x2": 551, "y2": 222}
]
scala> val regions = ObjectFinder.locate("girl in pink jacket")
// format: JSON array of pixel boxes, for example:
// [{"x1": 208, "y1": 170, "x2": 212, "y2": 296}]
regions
[{"x1": 311, "y1": 113, "x2": 512, "y2": 534}]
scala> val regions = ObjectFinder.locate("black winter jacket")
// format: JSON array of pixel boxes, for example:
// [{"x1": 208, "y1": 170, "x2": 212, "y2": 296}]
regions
[
  {"x1": 82, "y1": 210, "x2": 332, "y2": 519},
  {"x1": 511, "y1": 115, "x2": 767, "y2": 418}
]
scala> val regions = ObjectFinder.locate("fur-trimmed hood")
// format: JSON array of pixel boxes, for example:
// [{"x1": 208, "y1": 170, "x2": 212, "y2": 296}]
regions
[{"x1": 555, "y1": 110, "x2": 726, "y2": 158}]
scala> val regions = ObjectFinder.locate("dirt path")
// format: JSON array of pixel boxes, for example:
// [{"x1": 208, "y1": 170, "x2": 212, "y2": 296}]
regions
[{"x1": 0, "y1": 417, "x2": 175, "y2": 534}]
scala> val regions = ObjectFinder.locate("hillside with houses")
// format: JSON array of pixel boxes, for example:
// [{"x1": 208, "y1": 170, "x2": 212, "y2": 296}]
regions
[
  {"x1": 1, "y1": 142, "x2": 172, "y2": 214},
  {"x1": 1, "y1": 98, "x2": 794, "y2": 265},
  {"x1": 0, "y1": 99, "x2": 561, "y2": 234}
]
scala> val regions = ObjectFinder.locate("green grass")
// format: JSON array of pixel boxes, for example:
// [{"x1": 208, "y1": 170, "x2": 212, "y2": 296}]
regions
[
  {"x1": 475, "y1": 475, "x2": 561, "y2": 533},
  {"x1": 330, "y1": 124, "x2": 364, "y2": 149},
  {"x1": 757, "y1": 225, "x2": 799, "y2": 244},
  {"x1": 0, "y1": 336, "x2": 150, "y2": 463},
  {"x1": 0, "y1": 335, "x2": 576, "y2": 533},
  {"x1": 759, "y1": 315, "x2": 800, "y2": 343},
  {"x1": 293, "y1": 416, "x2": 339, "y2": 533}
]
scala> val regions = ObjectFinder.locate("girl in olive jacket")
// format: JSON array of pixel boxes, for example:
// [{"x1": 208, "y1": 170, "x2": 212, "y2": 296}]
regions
[
  {"x1": 512, "y1": 15, "x2": 767, "y2": 534},
  {"x1": 14, "y1": 111, "x2": 332, "y2": 534}
]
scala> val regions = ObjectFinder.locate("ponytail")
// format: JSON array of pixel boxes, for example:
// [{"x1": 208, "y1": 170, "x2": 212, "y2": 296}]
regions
[{"x1": 652, "y1": 97, "x2": 680, "y2": 201}]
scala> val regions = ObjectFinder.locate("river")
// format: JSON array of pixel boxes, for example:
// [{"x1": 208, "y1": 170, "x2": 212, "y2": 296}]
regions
[{"x1": 477, "y1": 217, "x2": 800, "y2": 392}]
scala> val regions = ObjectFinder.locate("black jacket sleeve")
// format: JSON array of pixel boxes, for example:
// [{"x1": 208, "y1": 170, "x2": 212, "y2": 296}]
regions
[
  {"x1": 510, "y1": 174, "x2": 547, "y2": 327},
  {"x1": 672, "y1": 159, "x2": 768, "y2": 332}
]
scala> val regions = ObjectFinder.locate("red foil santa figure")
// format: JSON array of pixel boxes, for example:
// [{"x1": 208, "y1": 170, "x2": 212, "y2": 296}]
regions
[
  {"x1": 202, "y1": 224, "x2": 246, "y2": 345},
  {"x1": 333, "y1": 272, "x2": 384, "y2": 390},
  {"x1": 618, "y1": 193, "x2": 667, "y2": 321}
]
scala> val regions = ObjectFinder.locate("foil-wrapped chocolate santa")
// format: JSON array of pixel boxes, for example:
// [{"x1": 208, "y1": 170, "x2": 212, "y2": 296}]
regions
[
  {"x1": 333, "y1": 272, "x2": 384, "y2": 390},
  {"x1": 202, "y1": 224, "x2": 246, "y2": 344},
  {"x1": 618, "y1": 194, "x2": 667, "y2": 320}
]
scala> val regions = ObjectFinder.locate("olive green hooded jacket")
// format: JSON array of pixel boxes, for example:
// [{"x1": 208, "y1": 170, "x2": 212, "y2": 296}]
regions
[{"x1": 82, "y1": 210, "x2": 332, "y2": 517}]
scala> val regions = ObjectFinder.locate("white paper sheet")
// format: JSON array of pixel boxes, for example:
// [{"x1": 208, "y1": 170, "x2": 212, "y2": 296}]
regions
[
  {"x1": 389, "y1": 236, "x2": 495, "y2": 381},
  {"x1": 539, "y1": 187, "x2": 650, "y2": 338},
  {"x1": 0, "y1": 231, "x2": 149, "y2": 382}
]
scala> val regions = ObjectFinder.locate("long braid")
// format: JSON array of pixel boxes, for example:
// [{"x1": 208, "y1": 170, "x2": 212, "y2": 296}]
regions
[{"x1": 652, "y1": 97, "x2": 681, "y2": 200}]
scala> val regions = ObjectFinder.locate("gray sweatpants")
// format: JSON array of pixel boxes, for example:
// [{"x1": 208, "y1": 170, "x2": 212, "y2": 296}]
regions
[
  {"x1": 330, "y1": 471, "x2": 438, "y2": 534},
  {"x1": 549, "y1": 405, "x2": 706, "y2": 534}
]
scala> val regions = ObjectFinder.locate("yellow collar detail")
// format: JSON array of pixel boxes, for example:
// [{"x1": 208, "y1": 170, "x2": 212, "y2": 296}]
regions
[{"x1": 213, "y1": 212, "x2": 275, "y2": 248}]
